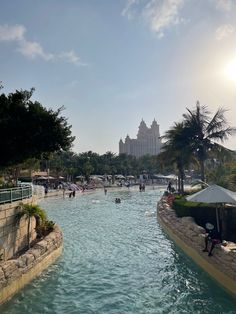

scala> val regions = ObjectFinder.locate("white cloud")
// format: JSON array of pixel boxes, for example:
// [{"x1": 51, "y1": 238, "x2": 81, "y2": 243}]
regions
[
  {"x1": 214, "y1": 0, "x2": 232, "y2": 12},
  {"x1": 0, "y1": 24, "x2": 25, "y2": 41},
  {"x1": 18, "y1": 39, "x2": 54, "y2": 60},
  {"x1": 121, "y1": 0, "x2": 138, "y2": 19},
  {"x1": 143, "y1": 0, "x2": 185, "y2": 37},
  {"x1": 122, "y1": 0, "x2": 235, "y2": 39},
  {"x1": 58, "y1": 50, "x2": 87, "y2": 66},
  {"x1": 215, "y1": 24, "x2": 234, "y2": 40},
  {"x1": 122, "y1": 0, "x2": 185, "y2": 38},
  {"x1": 0, "y1": 23, "x2": 84, "y2": 66}
]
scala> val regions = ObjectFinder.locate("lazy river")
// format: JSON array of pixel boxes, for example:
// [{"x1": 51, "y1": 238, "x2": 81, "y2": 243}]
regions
[{"x1": 1, "y1": 187, "x2": 236, "y2": 314}]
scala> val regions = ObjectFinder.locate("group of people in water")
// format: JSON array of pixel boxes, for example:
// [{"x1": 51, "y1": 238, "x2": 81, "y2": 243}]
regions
[
  {"x1": 139, "y1": 183, "x2": 145, "y2": 192},
  {"x1": 68, "y1": 190, "x2": 76, "y2": 198}
]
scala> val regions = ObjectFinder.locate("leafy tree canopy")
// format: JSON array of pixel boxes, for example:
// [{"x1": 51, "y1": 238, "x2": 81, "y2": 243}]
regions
[{"x1": 0, "y1": 88, "x2": 75, "y2": 168}]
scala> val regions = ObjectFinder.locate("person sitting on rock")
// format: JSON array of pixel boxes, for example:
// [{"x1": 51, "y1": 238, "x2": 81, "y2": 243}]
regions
[{"x1": 202, "y1": 226, "x2": 222, "y2": 256}]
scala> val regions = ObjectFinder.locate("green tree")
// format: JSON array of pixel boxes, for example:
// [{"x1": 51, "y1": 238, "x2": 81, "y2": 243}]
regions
[
  {"x1": 44, "y1": 150, "x2": 167, "y2": 182},
  {"x1": 49, "y1": 151, "x2": 78, "y2": 181},
  {"x1": 207, "y1": 160, "x2": 236, "y2": 190},
  {"x1": 0, "y1": 88, "x2": 75, "y2": 169},
  {"x1": 82, "y1": 161, "x2": 94, "y2": 182},
  {"x1": 183, "y1": 102, "x2": 235, "y2": 182}
]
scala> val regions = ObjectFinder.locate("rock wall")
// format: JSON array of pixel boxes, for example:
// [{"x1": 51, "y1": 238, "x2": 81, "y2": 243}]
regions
[
  {"x1": 0, "y1": 224, "x2": 63, "y2": 305},
  {"x1": 157, "y1": 197, "x2": 236, "y2": 296},
  {"x1": 0, "y1": 198, "x2": 38, "y2": 261}
]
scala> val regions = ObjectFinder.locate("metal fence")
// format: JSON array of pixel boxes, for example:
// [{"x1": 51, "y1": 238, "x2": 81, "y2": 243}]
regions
[{"x1": 0, "y1": 186, "x2": 32, "y2": 204}]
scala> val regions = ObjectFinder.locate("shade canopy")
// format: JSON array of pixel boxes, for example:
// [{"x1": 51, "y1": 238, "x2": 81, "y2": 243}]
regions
[
  {"x1": 165, "y1": 174, "x2": 178, "y2": 180},
  {"x1": 90, "y1": 176, "x2": 103, "y2": 181},
  {"x1": 186, "y1": 184, "x2": 236, "y2": 232},
  {"x1": 153, "y1": 174, "x2": 166, "y2": 179},
  {"x1": 186, "y1": 184, "x2": 236, "y2": 204},
  {"x1": 116, "y1": 175, "x2": 125, "y2": 179},
  {"x1": 36, "y1": 176, "x2": 48, "y2": 180}
]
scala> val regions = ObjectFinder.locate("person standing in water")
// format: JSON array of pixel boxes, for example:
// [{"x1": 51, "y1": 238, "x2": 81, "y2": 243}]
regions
[{"x1": 167, "y1": 181, "x2": 172, "y2": 192}]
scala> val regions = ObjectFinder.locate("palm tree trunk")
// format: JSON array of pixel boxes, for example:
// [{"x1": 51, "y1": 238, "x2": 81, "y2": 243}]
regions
[
  {"x1": 13, "y1": 166, "x2": 20, "y2": 186},
  {"x1": 178, "y1": 159, "x2": 185, "y2": 194},
  {"x1": 200, "y1": 159, "x2": 205, "y2": 183},
  {"x1": 180, "y1": 170, "x2": 184, "y2": 194},
  {"x1": 177, "y1": 173, "x2": 181, "y2": 193},
  {"x1": 27, "y1": 217, "x2": 31, "y2": 249}
]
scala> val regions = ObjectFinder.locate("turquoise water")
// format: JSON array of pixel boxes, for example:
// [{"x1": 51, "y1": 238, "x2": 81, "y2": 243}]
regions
[{"x1": 1, "y1": 187, "x2": 236, "y2": 314}]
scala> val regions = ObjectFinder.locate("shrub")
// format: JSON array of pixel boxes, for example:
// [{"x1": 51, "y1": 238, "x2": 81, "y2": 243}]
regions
[
  {"x1": 35, "y1": 220, "x2": 55, "y2": 238},
  {"x1": 172, "y1": 197, "x2": 217, "y2": 228}
]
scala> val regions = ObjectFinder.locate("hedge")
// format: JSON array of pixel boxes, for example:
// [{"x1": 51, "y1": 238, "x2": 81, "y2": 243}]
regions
[{"x1": 172, "y1": 197, "x2": 218, "y2": 229}]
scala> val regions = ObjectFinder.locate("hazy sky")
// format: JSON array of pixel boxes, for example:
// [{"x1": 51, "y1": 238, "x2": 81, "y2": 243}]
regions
[{"x1": 1, "y1": 0, "x2": 236, "y2": 154}]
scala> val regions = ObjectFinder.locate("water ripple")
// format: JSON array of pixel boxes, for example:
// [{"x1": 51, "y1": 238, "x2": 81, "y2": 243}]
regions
[{"x1": 0, "y1": 188, "x2": 236, "y2": 314}]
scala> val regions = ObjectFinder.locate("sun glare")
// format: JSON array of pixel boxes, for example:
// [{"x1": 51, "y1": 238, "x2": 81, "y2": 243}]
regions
[{"x1": 224, "y1": 59, "x2": 236, "y2": 81}]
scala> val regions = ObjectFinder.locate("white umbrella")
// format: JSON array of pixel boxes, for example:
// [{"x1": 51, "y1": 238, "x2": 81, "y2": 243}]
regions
[
  {"x1": 165, "y1": 174, "x2": 178, "y2": 180},
  {"x1": 191, "y1": 179, "x2": 209, "y2": 188},
  {"x1": 186, "y1": 184, "x2": 236, "y2": 232},
  {"x1": 153, "y1": 174, "x2": 166, "y2": 179},
  {"x1": 186, "y1": 184, "x2": 236, "y2": 204},
  {"x1": 116, "y1": 175, "x2": 125, "y2": 179},
  {"x1": 36, "y1": 176, "x2": 48, "y2": 180},
  {"x1": 126, "y1": 175, "x2": 135, "y2": 179},
  {"x1": 90, "y1": 176, "x2": 103, "y2": 181}
]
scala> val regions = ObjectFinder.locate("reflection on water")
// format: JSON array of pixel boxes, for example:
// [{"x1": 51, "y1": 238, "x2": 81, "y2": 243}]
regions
[{"x1": 1, "y1": 187, "x2": 236, "y2": 314}]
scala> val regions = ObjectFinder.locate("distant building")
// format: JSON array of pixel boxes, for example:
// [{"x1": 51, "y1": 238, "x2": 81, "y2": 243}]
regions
[{"x1": 119, "y1": 119, "x2": 162, "y2": 157}]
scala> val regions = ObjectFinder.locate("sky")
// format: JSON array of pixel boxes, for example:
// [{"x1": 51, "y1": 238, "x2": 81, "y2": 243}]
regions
[{"x1": 1, "y1": 0, "x2": 236, "y2": 155}]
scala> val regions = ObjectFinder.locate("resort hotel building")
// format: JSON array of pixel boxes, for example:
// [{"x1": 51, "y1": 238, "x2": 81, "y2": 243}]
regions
[{"x1": 119, "y1": 119, "x2": 162, "y2": 158}]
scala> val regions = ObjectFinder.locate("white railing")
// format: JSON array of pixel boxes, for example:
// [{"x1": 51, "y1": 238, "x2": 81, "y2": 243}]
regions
[{"x1": 0, "y1": 187, "x2": 32, "y2": 204}]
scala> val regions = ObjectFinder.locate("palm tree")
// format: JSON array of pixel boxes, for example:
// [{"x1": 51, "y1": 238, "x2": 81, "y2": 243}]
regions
[
  {"x1": 162, "y1": 122, "x2": 192, "y2": 193},
  {"x1": 183, "y1": 102, "x2": 236, "y2": 183},
  {"x1": 17, "y1": 203, "x2": 47, "y2": 249}
]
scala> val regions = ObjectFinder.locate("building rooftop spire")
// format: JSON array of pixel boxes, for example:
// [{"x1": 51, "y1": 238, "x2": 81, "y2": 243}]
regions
[
  {"x1": 119, "y1": 118, "x2": 162, "y2": 157},
  {"x1": 151, "y1": 119, "x2": 158, "y2": 128}
]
